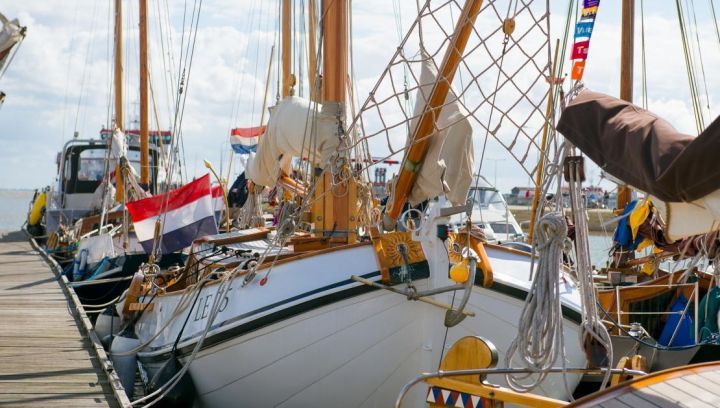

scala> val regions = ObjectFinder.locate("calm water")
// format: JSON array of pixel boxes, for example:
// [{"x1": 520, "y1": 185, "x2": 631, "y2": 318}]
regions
[
  {"x1": 0, "y1": 189, "x2": 34, "y2": 234},
  {"x1": 588, "y1": 233, "x2": 614, "y2": 268}
]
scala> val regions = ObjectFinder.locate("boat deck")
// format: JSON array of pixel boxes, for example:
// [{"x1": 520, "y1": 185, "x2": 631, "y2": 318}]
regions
[
  {"x1": 570, "y1": 361, "x2": 720, "y2": 407},
  {"x1": 0, "y1": 231, "x2": 127, "y2": 407}
]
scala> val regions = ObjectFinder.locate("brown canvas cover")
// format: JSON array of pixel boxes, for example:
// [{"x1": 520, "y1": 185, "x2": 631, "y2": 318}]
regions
[{"x1": 556, "y1": 89, "x2": 720, "y2": 202}]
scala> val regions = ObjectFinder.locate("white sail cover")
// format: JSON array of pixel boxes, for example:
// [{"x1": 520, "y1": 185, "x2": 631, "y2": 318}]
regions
[
  {"x1": 653, "y1": 191, "x2": 720, "y2": 242},
  {"x1": 247, "y1": 96, "x2": 339, "y2": 187},
  {"x1": 0, "y1": 13, "x2": 22, "y2": 73},
  {"x1": 407, "y1": 53, "x2": 474, "y2": 206},
  {"x1": 110, "y1": 128, "x2": 127, "y2": 160}
]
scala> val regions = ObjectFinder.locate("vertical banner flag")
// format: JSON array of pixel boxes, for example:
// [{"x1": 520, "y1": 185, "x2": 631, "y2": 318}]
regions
[
  {"x1": 571, "y1": 0, "x2": 600, "y2": 81},
  {"x1": 127, "y1": 174, "x2": 218, "y2": 254},
  {"x1": 230, "y1": 126, "x2": 266, "y2": 154}
]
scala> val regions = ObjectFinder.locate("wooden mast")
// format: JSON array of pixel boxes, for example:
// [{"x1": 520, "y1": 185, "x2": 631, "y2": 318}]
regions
[
  {"x1": 114, "y1": 0, "x2": 124, "y2": 202},
  {"x1": 617, "y1": 0, "x2": 634, "y2": 211},
  {"x1": 282, "y1": 0, "x2": 294, "y2": 97},
  {"x1": 320, "y1": 0, "x2": 352, "y2": 242},
  {"x1": 387, "y1": 0, "x2": 484, "y2": 221},
  {"x1": 139, "y1": 0, "x2": 150, "y2": 187},
  {"x1": 307, "y1": 0, "x2": 317, "y2": 101}
]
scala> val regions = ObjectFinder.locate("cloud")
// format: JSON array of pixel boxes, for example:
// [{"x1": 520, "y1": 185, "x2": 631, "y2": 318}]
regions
[{"x1": 0, "y1": 0, "x2": 717, "y2": 197}]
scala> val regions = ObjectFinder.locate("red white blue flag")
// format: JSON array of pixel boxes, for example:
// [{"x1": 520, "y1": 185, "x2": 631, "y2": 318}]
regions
[
  {"x1": 126, "y1": 174, "x2": 218, "y2": 254},
  {"x1": 211, "y1": 184, "x2": 224, "y2": 213},
  {"x1": 230, "y1": 126, "x2": 265, "y2": 154}
]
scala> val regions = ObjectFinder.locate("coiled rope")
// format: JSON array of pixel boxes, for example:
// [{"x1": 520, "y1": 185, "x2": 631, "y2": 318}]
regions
[{"x1": 505, "y1": 212, "x2": 568, "y2": 392}]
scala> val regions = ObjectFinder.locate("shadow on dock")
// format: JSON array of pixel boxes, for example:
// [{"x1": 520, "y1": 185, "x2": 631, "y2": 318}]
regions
[{"x1": 0, "y1": 230, "x2": 29, "y2": 243}]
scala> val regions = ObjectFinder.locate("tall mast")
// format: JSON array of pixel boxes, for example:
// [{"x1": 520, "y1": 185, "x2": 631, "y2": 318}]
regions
[
  {"x1": 139, "y1": 0, "x2": 150, "y2": 187},
  {"x1": 307, "y1": 0, "x2": 317, "y2": 101},
  {"x1": 387, "y1": 0, "x2": 484, "y2": 221},
  {"x1": 617, "y1": 0, "x2": 634, "y2": 211},
  {"x1": 282, "y1": 0, "x2": 294, "y2": 97},
  {"x1": 319, "y1": 0, "x2": 352, "y2": 241},
  {"x1": 114, "y1": 0, "x2": 124, "y2": 202}
]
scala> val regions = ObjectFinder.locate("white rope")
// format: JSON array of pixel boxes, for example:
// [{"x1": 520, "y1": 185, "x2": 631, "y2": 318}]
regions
[
  {"x1": 505, "y1": 212, "x2": 567, "y2": 392},
  {"x1": 567, "y1": 155, "x2": 613, "y2": 390}
]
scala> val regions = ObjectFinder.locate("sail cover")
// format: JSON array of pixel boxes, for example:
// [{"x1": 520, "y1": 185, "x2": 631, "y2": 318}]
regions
[
  {"x1": 557, "y1": 89, "x2": 720, "y2": 203},
  {"x1": 406, "y1": 53, "x2": 474, "y2": 206},
  {"x1": 0, "y1": 13, "x2": 23, "y2": 74},
  {"x1": 246, "y1": 96, "x2": 339, "y2": 187}
]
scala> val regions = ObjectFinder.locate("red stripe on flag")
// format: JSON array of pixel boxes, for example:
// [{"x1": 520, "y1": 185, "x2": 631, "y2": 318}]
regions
[
  {"x1": 211, "y1": 185, "x2": 223, "y2": 198},
  {"x1": 231, "y1": 126, "x2": 266, "y2": 137},
  {"x1": 127, "y1": 174, "x2": 212, "y2": 222}
]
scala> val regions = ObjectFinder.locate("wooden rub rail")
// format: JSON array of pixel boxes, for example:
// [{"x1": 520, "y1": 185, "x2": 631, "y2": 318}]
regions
[{"x1": 0, "y1": 230, "x2": 130, "y2": 407}]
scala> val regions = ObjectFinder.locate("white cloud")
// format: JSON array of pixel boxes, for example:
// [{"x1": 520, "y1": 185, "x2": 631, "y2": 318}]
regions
[{"x1": 0, "y1": 0, "x2": 717, "y2": 196}]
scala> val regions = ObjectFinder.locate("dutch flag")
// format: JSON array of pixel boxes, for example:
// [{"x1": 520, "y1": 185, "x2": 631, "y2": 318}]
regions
[
  {"x1": 230, "y1": 126, "x2": 265, "y2": 154},
  {"x1": 126, "y1": 174, "x2": 218, "y2": 254}
]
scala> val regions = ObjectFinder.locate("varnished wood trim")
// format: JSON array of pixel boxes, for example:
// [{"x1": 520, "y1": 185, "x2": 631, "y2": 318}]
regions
[
  {"x1": 568, "y1": 361, "x2": 720, "y2": 407},
  {"x1": 426, "y1": 377, "x2": 565, "y2": 408}
]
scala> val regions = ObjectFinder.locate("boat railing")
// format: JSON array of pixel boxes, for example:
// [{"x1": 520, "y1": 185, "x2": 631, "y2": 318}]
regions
[
  {"x1": 394, "y1": 366, "x2": 647, "y2": 408},
  {"x1": 608, "y1": 281, "x2": 700, "y2": 344}
]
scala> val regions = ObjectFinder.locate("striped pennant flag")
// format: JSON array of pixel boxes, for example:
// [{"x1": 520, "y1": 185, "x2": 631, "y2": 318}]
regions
[
  {"x1": 126, "y1": 174, "x2": 218, "y2": 254},
  {"x1": 230, "y1": 126, "x2": 265, "y2": 154}
]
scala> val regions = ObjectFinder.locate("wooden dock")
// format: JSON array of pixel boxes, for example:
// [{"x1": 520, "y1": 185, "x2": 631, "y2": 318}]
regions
[{"x1": 0, "y1": 231, "x2": 127, "y2": 407}]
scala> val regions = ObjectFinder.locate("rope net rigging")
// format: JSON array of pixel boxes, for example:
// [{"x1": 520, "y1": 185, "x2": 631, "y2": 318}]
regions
[{"x1": 342, "y1": 0, "x2": 553, "y2": 186}]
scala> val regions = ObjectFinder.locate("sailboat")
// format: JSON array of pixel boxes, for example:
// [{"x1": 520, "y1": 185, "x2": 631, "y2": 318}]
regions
[
  {"x1": 26, "y1": 0, "x2": 185, "y2": 308},
  {"x1": 113, "y1": 0, "x2": 588, "y2": 406},
  {"x1": 522, "y1": 0, "x2": 720, "y2": 394}
]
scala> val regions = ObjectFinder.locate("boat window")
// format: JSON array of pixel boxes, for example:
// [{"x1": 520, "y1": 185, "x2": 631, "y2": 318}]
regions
[
  {"x1": 468, "y1": 188, "x2": 505, "y2": 209},
  {"x1": 489, "y1": 222, "x2": 517, "y2": 235},
  {"x1": 77, "y1": 149, "x2": 107, "y2": 181}
]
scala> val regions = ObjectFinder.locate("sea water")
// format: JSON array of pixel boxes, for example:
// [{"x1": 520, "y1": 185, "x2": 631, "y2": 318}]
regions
[{"x1": 0, "y1": 189, "x2": 33, "y2": 234}]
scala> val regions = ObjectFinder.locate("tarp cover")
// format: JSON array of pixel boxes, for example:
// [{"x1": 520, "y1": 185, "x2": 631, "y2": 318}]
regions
[
  {"x1": 246, "y1": 96, "x2": 339, "y2": 187},
  {"x1": 0, "y1": 13, "x2": 22, "y2": 72},
  {"x1": 557, "y1": 89, "x2": 720, "y2": 202},
  {"x1": 407, "y1": 53, "x2": 474, "y2": 206}
]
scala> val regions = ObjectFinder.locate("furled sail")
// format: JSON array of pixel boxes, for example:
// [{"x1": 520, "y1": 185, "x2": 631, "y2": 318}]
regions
[
  {"x1": 406, "y1": 54, "x2": 474, "y2": 207},
  {"x1": 246, "y1": 96, "x2": 339, "y2": 187},
  {"x1": 0, "y1": 12, "x2": 23, "y2": 76},
  {"x1": 557, "y1": 89, "x2": 720, "y2": 240}
]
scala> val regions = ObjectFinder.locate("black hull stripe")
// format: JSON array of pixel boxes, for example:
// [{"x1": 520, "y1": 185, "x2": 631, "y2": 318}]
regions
[{"x1": 140, "y1": 264, "x2": 581, "y2": 363}]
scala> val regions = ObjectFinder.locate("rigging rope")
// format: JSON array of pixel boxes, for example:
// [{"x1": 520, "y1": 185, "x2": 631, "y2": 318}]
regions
[
  {"x1": 640, "y1": 0, "x2": 648, "y2": 109},
  {"x1": 675, "y1": 0, "x2": 705, "y2": 132},
  {"x1": 567, "y1": 155, "x2": 613, "y2": 389},
  {"x1": 341, "y1": 0, "x2": 553, "y2": 185},
  {"x1": 505, "y1": 212, "x2": 568, "y2": 393}
]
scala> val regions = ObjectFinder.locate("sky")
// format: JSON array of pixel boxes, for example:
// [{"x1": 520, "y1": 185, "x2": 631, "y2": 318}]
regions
[{"x1": 0, "y1": 0, "x2": 719, "y2": 194}]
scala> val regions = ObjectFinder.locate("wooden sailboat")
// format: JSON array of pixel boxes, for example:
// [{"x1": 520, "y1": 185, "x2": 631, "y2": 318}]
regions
[
  {"x1": 26, "y1": 0, "x2": 183, "y2": 309},
  {"x1": 554, "y1": 0, "x2": 720, "y2": 389},
  {"x1": 117, "y1": 0, "x2": 586, "y2": 406}
]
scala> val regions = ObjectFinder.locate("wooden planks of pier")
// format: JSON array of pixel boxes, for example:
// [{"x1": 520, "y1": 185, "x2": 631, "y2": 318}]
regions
[{"x1": 0, "y1": 231, "x2": 121, "y2": 407}]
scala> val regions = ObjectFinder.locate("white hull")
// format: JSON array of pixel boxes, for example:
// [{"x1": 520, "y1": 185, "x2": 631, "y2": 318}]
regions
[{"x1": 136, "y1": 244, "x2": 585, "y2": 407}]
